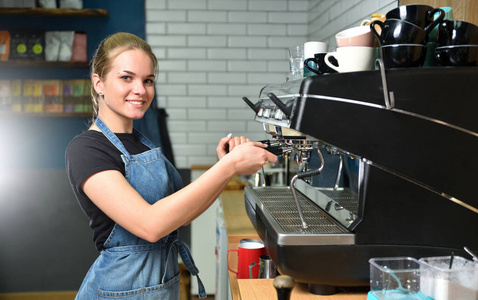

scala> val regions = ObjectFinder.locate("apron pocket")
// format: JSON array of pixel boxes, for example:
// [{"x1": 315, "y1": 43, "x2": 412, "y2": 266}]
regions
[{"x1": 97, "y1": 273, "x2": 180, "y2": 300}]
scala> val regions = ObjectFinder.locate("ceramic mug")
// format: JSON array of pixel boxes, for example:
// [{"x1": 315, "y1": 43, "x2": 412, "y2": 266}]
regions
[
  {"x1": 385, "y1": 4, "x2": 445, "y2": 34},
  {"x1": 433, "y1": 45, "x2": 478, "y2": 67},
  {"x1": 429, "y1": 7, "x2": 453, "y2": 43},
  {"x1": 304, "y1": 52, "x2": 338, "y2": 75},
  {"x1": 361, "y1": 13, "x2": 386, "y2": 26},
  {"x1": 324, "y1": 46, "x2": 375, "y2": 73},
  {"x1": 303, "y1": 41, "x2": 329, "y2": 77},
  {"x1": 304, "y1": 41, "x2": 329, "y2": 59},
  {"x1": 380, "y1": 44, "x2": 427, "y2": 68},
  {"x1": 335, "y1": 25, "x2": 374, "y2": 47},
  {"x1": 227, "y1": 241, "x2": 265, "y2": 279},
  {"x1": 370, "y1": 19, "x2": 427, "y2": 46},
  {"x1": 437, "y1": 20, "x2": 478, "y2": 46}
]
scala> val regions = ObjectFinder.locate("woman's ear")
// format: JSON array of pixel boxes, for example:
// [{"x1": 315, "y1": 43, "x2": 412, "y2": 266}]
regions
[{"x1": 92, "y1": 74, "x2": 103, "y2": 95}]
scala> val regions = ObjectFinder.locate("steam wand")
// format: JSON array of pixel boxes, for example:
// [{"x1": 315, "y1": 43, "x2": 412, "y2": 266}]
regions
[{"x1": 290, "y1": 145, "x2": 325, "y2": 230}]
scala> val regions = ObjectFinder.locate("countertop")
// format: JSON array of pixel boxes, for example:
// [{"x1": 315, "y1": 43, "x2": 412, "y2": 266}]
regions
[{"x1": 220, "y1": 188, "x2": 368, "y2": 300}]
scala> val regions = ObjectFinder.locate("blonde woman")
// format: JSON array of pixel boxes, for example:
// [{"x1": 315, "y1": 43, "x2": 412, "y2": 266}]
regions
[{"x1": 66, "y1": 32, "x2": 277, "y2": 299}]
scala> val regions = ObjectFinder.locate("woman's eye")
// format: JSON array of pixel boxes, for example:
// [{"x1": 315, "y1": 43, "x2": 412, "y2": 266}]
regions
[
  {"x1": 121, "y1": 76, "x2": 131, "y2": 81},
  {"x1": 145, "y1": 79, "x2": 154, "y2": 84}
]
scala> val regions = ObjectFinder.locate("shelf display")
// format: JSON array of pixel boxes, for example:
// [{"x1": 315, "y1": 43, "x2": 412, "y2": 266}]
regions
[{"x1": 0, "y1": 78, "x2": 92, "y2": 115}]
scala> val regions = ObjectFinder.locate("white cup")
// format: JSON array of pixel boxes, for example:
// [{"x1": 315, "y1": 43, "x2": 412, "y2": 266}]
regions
[
  {"x1": 304, "y1": 41, "x2": 329, "y2": 59},
  {"x1": 324, "y1": 46, "x2": 375, "y2": 73}
]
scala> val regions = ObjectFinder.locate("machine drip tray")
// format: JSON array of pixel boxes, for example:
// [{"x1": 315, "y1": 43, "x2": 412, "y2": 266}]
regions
[{"x1": 249, "y1": 187, "x2": 350, "y2": 235}]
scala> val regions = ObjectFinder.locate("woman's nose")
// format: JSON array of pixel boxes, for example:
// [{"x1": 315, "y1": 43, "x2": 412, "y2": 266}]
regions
[{"x1": 133, "y1": 80, "x2": 146, "y2": 94}]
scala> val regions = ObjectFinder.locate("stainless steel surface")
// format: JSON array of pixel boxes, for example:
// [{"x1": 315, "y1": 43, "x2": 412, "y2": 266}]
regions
[
  {"x1": 290, "y1": 147, "x2": 325, "y2": 230},
  {"x1": 295, "y1": 180, "x2": 359, "y2": 228},
  {"x1": 245, "y1": 186, "x2": 355, "y2": 246}
]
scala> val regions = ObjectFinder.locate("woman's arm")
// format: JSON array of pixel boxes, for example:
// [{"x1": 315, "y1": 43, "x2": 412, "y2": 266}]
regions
[{"x1": 82, "y1": 141, "x2": 277, "y2": 243}]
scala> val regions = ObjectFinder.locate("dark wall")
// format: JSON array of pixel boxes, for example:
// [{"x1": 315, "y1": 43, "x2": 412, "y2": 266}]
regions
[{"x1": 0, "y1": 0, "x2": 186, "y2": 293}]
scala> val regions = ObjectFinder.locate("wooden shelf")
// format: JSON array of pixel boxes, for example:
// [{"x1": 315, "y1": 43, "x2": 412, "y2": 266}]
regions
[
  {"x1": 0, "y1": 7, "x2": 109, "y2": 18},
  {"x1": 0, "y1": 111, "x2": 92, "y2": 118},
  {"x1": 0, "y1": 60, "x2": 89, "y2": 68}
]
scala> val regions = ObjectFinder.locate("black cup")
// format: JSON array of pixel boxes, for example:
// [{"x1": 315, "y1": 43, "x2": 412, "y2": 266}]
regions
[
  {"x1": 385, "y1": 4, "x2": 445, "y2": 33},
  {"x1": 437, "y1": 20, "x2": 478, "y2": 46},
  {"x1": 304, "y1": 53, "x2": 338, "y2": 75},
  {"x1": 370, "y1": 19, "x2": 427, "y2": 46},
  {"x1": 380, "y1": 44, "x2": 427, "y2": 68},
  {"x1": 433, "y1": 45, "x2": 478, "y2": 66}
]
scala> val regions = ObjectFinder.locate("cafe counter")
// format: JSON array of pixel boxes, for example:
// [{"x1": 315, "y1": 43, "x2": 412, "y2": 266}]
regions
[{"x1": 220, "y1": 188, "x2": 368, "y2": 300}]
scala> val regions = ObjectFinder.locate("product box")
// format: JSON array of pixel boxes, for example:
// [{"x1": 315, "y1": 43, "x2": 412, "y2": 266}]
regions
[
  {"x1": 9, "y1": 30, "x2": 28, "y2": 60},
  {"x1": 71, "y1": 32, "x2": 87, "y2": 62},
  {"x1": 10, "y1": 80, "x2": 22, "y2": 112},
  {"x1": 43, "y1": 80, "x2": 63, "y2": 112},
  {"x1": 0, "y1": 31, "x2": 10, "y2": 61},
  {"x1": 59, "y1": 0, "x2": 82, "y2": 9},
  {"x1": 0, "y1": 80, "x2": 11, "y2": 111},
  {"x1": 9, "y1": 29, "x2": 45, "y2": 61}
]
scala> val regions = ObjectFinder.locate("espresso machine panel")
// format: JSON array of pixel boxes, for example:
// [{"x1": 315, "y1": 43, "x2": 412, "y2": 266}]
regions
[{"x1": 243, "y1": 67, "x2": 478, "y2": 294}]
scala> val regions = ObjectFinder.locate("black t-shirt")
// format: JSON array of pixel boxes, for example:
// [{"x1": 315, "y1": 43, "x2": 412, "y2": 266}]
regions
[{"x1": 65, "y1": 130, "x2": 150, "y2": 251}]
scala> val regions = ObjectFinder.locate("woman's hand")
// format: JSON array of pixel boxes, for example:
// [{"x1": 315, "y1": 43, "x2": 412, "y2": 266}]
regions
[
  {"x1": 223, "y1": 141, "x2": 278, "y2": 175},
  {"x1": 217, "y1": 133, "x2": 251, "y2": 160}
]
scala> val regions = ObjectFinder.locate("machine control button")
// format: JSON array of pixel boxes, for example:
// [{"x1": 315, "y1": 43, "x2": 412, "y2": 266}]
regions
[{"x1": 275, "y1": 110, "x2": 284, "y2": 120}]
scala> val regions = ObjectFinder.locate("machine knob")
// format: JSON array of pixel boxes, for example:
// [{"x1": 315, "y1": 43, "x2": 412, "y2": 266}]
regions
[{"x1": 273, "y1": 275, "x2": 295, "y2": 300}]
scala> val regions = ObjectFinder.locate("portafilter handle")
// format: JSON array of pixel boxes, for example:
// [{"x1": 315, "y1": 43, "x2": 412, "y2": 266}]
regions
[{"x1": 273, "y1": 275, "x2": 295, "y2": 300}]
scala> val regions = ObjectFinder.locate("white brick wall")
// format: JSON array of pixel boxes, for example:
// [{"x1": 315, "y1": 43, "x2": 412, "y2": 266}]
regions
[
  {"x1": 308, "y1": 0, "x2": 399, "y2": 48},
  {"x1": 145, "y1": 0, "x2": 398, "y2": 169}
]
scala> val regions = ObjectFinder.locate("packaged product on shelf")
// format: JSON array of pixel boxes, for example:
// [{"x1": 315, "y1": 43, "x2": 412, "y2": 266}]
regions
[
  {"x1": 58, "y1": 31, "x2": 74, "y2": 61},
  {"x1": 10, "y1": 80, "x2": 22, "y2": 112},
  {"x1": 22, "y1": 0, "x2": 35, "y2": 7},
  {"x1": 0, "y1": 31, "x2": 10, "y2": 61},
  {"x1": 26, "y1": 30, "x2": 45, "y2": 61},
  {"x1": 63, "y1": 80, "x2": 73, "y2": 112},
  {"x1": 72, "y1": 79, "x2": 84, "y2": 112},
  {"x1": 44, "y1": 31, "x2": 61, "y2": 61},
  {"x1": 0, "y1": 80, "x2": 11, "y2": 111},
  {"x1": 22, "y1": 80, "x2": 34, "y2": 112},
  {"x1": 9, "y1": 30, "x2": 28, "y2": 60},
  {"x1": 10, "y1": 29, "x2": 45, "y2": 61},
  {"x1": 59, "y1": 0, "x2": 83, "y2": 9},
  {"x1": 0, "y1": 0, "x2": 29, "y2": 8},
  {"x1": 43, "y1": 80, "x2": 63, "y2": 112},
  {"x1": 71, "y1": 32, "x2": 87, "y2": 62},
  {"x1": 32, "y1": 80, "x2": 44, "y2": 112},
  {"x1": 37, "y1": 0, "x2": 57, "y2": 8},
  {"x1": 82, "y1": 79, "x2": 91, "y2": 113}
]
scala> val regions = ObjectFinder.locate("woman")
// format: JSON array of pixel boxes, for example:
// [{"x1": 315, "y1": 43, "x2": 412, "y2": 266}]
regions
[{"x1": 65, "y1": 32, "x2": 277, "y2": 299}]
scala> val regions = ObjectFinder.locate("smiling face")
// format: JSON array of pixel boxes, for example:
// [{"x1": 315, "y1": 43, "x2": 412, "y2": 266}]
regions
[{"x1": 93, "y1": 49, "x2": 156, "y2": 132}]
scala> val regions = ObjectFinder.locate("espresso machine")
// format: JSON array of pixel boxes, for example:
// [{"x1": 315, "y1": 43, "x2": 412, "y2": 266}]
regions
[{"x1": 242, "y1": 64, "x2": 478, "y2": 294}]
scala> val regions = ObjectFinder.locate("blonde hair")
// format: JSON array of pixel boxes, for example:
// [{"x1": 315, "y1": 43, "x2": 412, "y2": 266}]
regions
[{"x1": 89, "y1": 32, "x2": 158, "y2": 118}]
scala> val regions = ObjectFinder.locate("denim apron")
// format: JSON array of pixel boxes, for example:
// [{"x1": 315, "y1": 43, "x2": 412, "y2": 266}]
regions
[{"x1": 75, "y1": 118, "x2": 206, "y2": 300}]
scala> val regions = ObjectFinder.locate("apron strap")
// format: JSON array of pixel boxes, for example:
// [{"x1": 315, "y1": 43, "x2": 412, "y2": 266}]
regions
[{"x1": 166, "y1": 238, "x2": 207, "y2": 298}]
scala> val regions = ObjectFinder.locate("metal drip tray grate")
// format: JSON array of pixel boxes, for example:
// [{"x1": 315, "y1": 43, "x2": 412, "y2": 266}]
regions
[{"x1": 253, "y1": 188, "x2": 349, "y2": 234}]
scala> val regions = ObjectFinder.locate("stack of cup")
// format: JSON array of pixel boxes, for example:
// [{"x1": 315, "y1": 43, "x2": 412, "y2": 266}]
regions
[
  {"x1": 324, "y1": 25, "x2": 375, "y2": 73},
  {"x1": 371, "y1": 4, "x2": 445, "y2": 68},
  {"x1": 433, "y1": 19, "x2": 478, "y2": 67},
  {"x1": 303, "y1": 41, "x2": 329, "y2": 77}
]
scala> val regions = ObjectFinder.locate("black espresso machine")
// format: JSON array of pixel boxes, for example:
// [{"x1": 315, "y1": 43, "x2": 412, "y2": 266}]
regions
[{"x1": 242, "y1": 64, "x2": 478, "y2": 294}]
